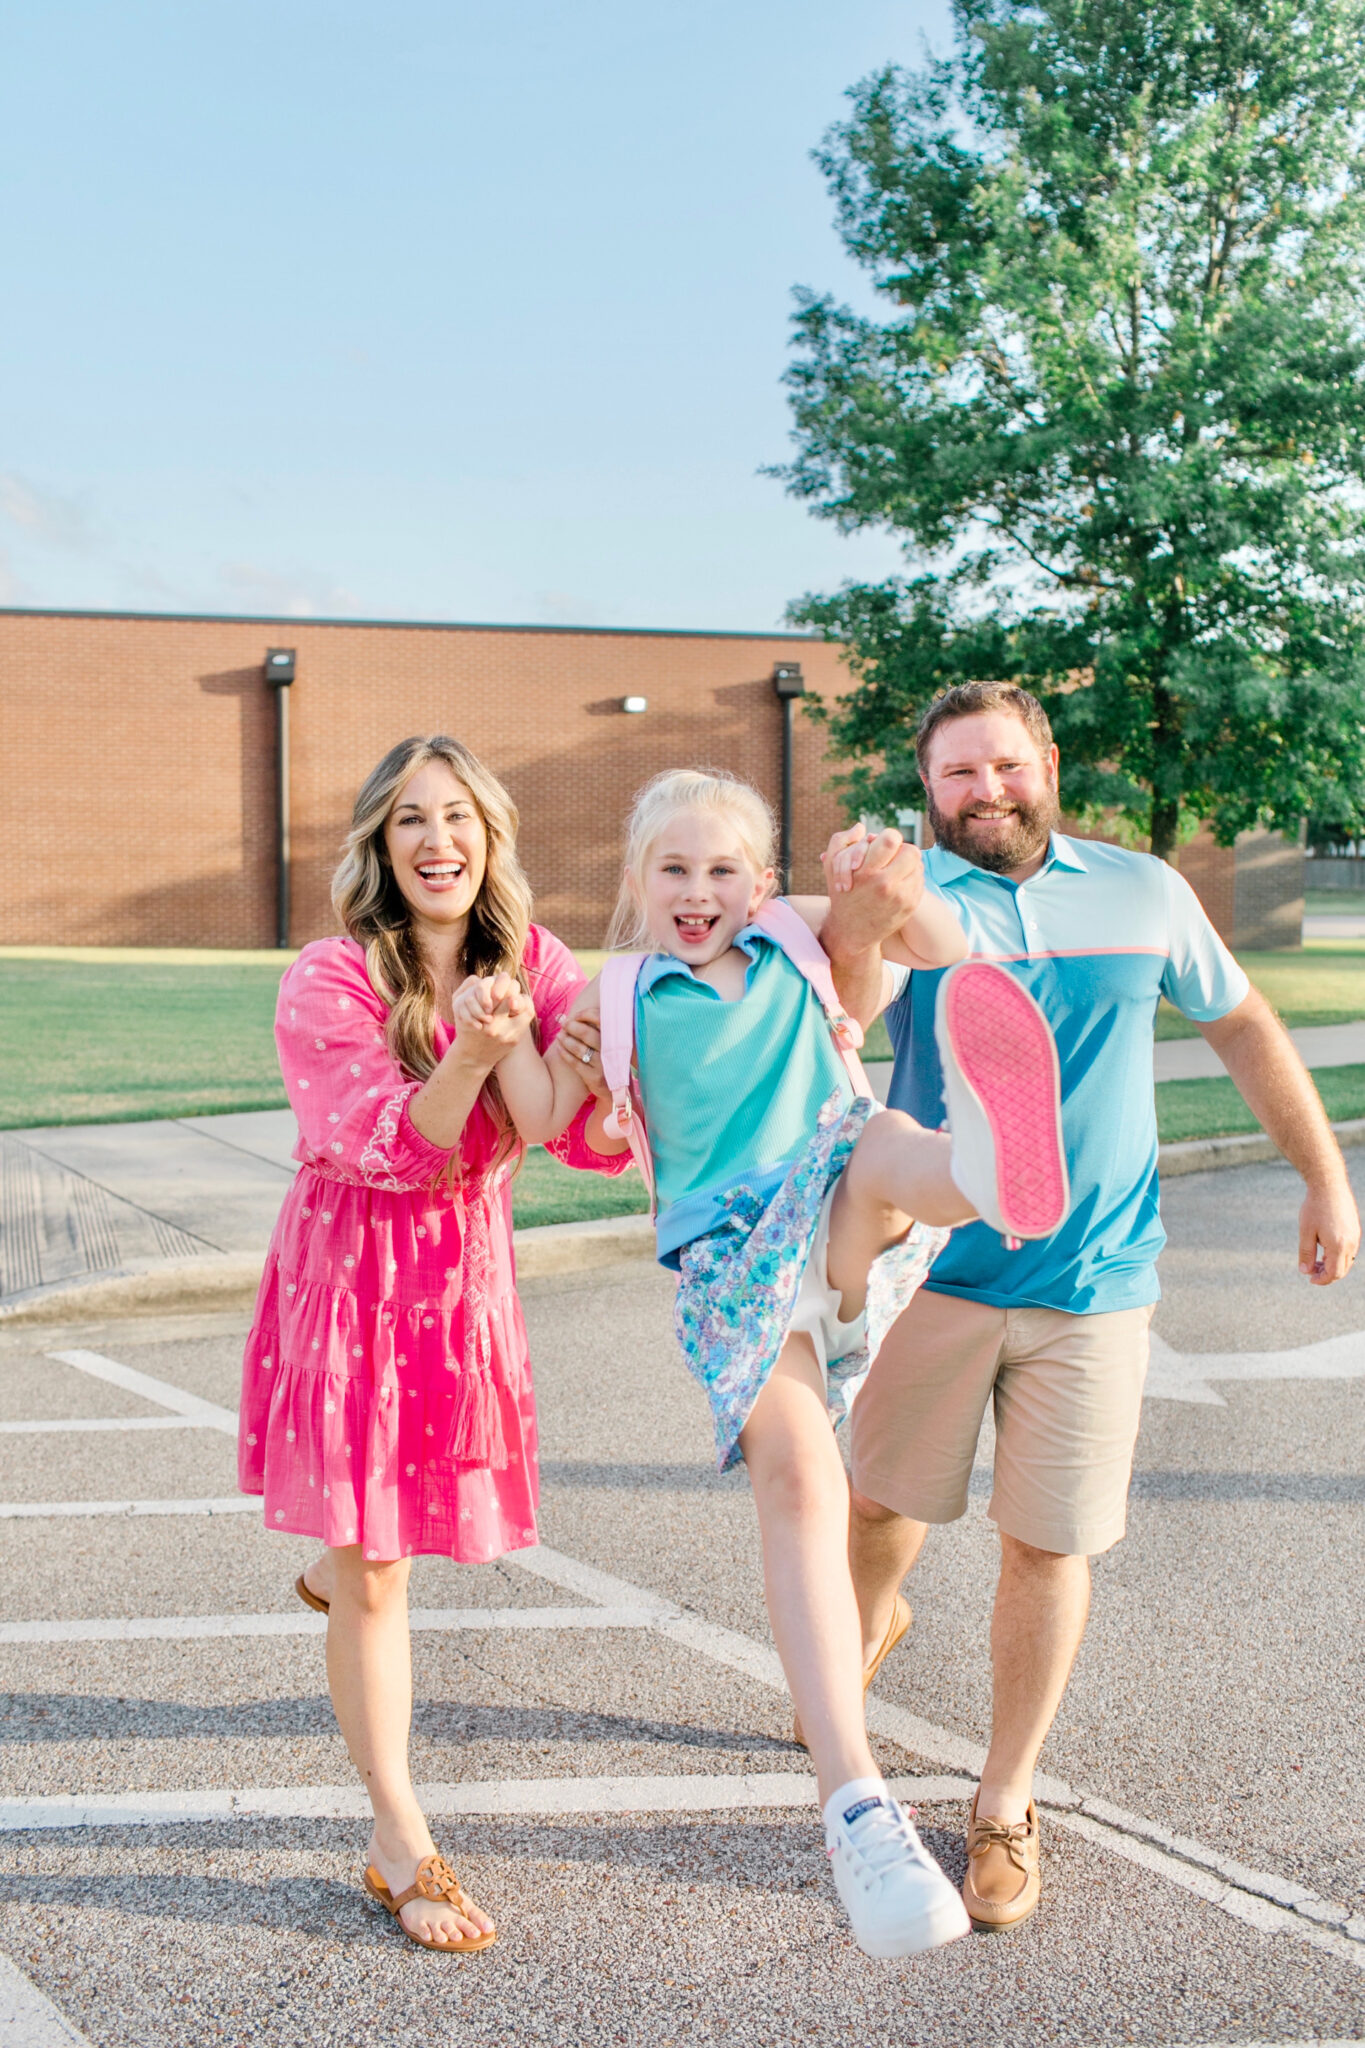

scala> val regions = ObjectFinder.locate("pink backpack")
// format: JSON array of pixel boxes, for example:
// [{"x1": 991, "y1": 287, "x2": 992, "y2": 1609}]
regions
[{"x1": 597, "y1": 897, "x2": 875, "y2": 1218}]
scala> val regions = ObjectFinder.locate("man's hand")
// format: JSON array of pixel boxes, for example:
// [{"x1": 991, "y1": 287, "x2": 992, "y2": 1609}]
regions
[
  {"x1": 820, "y1": 822, "x2": 926, "y2": 956},
  {"x1": 1198, "y1": 986, "x2": 1361, "y2": 1285},
  {"x1": 1299, "y1": 1176, "x2": 1361, "y2": 1285}
]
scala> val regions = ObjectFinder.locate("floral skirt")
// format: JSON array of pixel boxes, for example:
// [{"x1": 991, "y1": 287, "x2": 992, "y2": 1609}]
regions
[{"x1": 674, "y1": 1096, "x2": 949, "y2": 1472}]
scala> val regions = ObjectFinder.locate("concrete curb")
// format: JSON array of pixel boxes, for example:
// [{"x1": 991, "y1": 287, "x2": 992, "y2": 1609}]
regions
[
  {"x1": 1157, "y1": 1115, "x2": 1365, "y2": 1177},
  {"x1": 5, "y1": 1116, "x2": 1364, "y2": 1327},
  {"x1": 0, "y1": 1216, "x2": 656, "y2": 1327}
]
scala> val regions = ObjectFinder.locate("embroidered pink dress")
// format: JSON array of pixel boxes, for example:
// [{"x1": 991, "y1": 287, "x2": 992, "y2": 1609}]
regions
[{"x1": 238, "y1": 925, "x2": 627, "y2": 1563}]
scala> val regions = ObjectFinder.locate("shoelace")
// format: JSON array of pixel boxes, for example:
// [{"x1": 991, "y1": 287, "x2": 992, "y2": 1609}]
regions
[
  {"x1": 830, "y1": 1803, "x2": 933, "y2": 1890},
  {"x1": 968, "y1": 1815, "x2": 1033, "y2": 1874}
]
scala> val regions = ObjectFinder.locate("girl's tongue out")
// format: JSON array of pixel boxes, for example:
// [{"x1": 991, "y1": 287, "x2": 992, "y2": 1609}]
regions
[{"x1": 675, "y1": 915, "x2": 718, "y2": 947}]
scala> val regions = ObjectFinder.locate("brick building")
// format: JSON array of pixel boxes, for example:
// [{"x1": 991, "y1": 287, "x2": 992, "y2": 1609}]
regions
[
  {"x1": 0, "y1": 607, "x2": 1299, "y2": 951},
  {"x1": 0, "y1": 609, "x2": 851, "y2": 952}
]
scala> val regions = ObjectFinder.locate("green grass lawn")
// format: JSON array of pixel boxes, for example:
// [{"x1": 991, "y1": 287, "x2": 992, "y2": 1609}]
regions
[
  {"x1": 1305, "y1": 888, "x2": 1365, "y2": 915},
  {"x1": 0, "y1": 957, "x2": 291, "y2": 1127},
  {"x1": 5, "y1": 940, "x2": 1365, "y2": 1196},
  {"x1": 1155, "y1": 943, "x2": 1365, "y2": 1038},
  {"x1": 1156, "y1": 1062, "x2": 1365, "y2": 1144},
  {"x1": 510, "y1": 1146, "x2": 649, "y2": 1228}
]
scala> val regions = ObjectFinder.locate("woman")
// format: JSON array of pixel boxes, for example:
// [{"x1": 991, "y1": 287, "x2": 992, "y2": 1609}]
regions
[{"x1": 238, "y1": 735, "x2": 626, "y2": 1952}]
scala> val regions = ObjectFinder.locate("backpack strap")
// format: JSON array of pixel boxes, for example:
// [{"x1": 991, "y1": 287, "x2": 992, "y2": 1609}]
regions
[
  {"x1": 754, "y1": 898, "x2": 874, "y2": 1100},
  {"x1": 596, "y1": 953, "x2": 657, "y2": 1217}
]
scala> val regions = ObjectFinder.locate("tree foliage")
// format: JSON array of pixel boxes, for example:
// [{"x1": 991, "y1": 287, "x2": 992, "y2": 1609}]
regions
[{"x1": 779, "y1": 0, "x2": 1365, "y2": 854}]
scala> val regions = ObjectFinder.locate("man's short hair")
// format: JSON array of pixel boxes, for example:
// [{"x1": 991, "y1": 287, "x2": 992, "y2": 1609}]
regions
[{"x1": 915, "y1": 682, "x2": 1055, "y2": 774}]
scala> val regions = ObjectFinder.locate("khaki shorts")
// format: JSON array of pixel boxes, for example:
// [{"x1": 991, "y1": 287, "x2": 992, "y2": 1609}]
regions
[{"x1": 849, "y1": 1289, "x2": 1153, "y2": 1557}]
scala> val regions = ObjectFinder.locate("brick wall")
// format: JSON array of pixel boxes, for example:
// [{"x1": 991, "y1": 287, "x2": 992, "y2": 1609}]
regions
[
  {"x1": 0, "y1": 610, "x2": 850, "y2": 951},
  {"x1": 1232, "y1": 828, "x2": 1304, "y2": 951},
  {"x1": 1173, "y1": 829, "x2": 1236, "y2": 945},
  {"x1": 1179, "y1": 827, "x2": 1302, "y2": 950}
]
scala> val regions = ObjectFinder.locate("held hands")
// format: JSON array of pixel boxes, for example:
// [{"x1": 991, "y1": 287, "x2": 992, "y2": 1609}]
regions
[
  {"x1": 451, "y1": 973, "x2": 533, "y2": 1066},
  {"x1": 820, "y1": 821, "x2": 926, "y2": 954},
  {"x1": 552, "y1": 1005, "x2": 608, "y2": 1097}
]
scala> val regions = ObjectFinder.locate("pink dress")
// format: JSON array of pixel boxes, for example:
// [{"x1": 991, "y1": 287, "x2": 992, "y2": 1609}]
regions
[{"x1": 238, "y1": 925, "x2": 628, "y2": 1563}]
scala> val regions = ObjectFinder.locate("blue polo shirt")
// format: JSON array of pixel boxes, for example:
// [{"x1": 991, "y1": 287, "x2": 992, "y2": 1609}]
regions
[{"x1": 884, "y1": 834, "x2": 1249, "y2": 1314}]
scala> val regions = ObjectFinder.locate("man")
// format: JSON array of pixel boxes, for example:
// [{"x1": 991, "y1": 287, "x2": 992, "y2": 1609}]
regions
[{"x1": 819, "y1": 681, "x2": 1359, "y2": 1932}]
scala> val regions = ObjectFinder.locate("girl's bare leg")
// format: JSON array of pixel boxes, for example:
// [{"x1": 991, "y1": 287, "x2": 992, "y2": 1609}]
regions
[
  {"x1": 325, "y1": 1546, "x2": 493, "y2": 1946},
  {"x1": 825, "y1": 1112, "x2": 973, "y2": 1318},
  {"x1": 738, "y1": 1335, "x2": 880, "y2": 1807}
]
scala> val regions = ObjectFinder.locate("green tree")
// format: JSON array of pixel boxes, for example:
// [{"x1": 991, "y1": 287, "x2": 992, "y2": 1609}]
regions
[{"x1": 779, "y1": 0, "x2": 1365, "y2": 857}]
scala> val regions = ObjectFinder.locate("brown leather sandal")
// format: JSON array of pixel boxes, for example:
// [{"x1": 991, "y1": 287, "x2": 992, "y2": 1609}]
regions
[
  {"x1": 294, "y1": 1573, "x2": 329, "y2": 1616},
  {"x1": 792, "y1": 1594, "x2": 914, "y2": 1749},
  {"x1": 363, "y1": 1852, "x2": 497, "y2": 1953}
]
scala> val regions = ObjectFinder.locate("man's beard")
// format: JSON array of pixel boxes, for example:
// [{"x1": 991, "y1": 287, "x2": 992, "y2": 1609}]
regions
[{"x1": 926, "y1": 787, "x2": 1060, "y2": 875}]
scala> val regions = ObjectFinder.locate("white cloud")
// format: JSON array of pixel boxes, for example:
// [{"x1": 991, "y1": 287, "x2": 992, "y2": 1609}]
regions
[{"x1": 0, "y1": 474, "x2": 98, "y2": 553}]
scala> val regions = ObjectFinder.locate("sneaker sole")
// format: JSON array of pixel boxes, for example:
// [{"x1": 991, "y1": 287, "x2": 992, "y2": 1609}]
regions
[{"x1": 941, "y1": 962, "x2": 1068, "y2": 1239}]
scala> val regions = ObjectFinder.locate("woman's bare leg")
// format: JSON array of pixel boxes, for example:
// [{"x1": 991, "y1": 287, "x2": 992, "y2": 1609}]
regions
[
  {"x1": 738, "y1": 1335, "x2": 879, "y2": 1806},
  {"x1": 301, "y1": 1551, "x2": 334, "y2": 1605},
  {"x1": 325, "y1": 1546, "x2": 493, "y2": 1946}
]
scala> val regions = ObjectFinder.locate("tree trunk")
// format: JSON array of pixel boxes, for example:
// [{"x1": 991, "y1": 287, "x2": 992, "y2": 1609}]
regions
[
  {"x1": 1149, "y1": 667, "x2": 1182, "y2": 863},
  {"x1": 1149, "y1": 793, "x2": 1180, "y2": 863}
]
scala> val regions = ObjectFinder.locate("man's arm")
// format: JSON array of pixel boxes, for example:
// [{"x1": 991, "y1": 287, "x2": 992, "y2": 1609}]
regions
[{"x1": 1197, "y1": 987, "x2": 1360, "y2": 1284}]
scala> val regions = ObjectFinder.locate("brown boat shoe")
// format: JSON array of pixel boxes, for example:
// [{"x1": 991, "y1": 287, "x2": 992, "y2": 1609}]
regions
[
  {"x1": 961, "y1": 1790, "x2": 1041, "y2": 1932},
  {"x1": 792, "y1": 1594, "x2": 913, "y2": 1750}
]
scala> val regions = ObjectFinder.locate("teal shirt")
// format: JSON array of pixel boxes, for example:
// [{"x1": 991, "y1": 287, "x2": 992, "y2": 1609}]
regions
[{"x1": 635, "y1": 927, "x2": 854, "y2": 1265}]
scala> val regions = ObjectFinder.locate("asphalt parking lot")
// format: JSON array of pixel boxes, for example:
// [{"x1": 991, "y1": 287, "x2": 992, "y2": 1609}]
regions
[{"x1": 0, "y1": 1152, "x2": 1360, "y2": 2046}]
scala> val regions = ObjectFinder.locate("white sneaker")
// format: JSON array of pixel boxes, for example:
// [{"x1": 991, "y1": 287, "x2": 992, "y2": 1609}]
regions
[
  {"x1": 825, "y1": 1790, "x2": 971, "y2": 1958},
  {"x1": 933, "y1": 959, "x2": 1069, "y2": 1244}
]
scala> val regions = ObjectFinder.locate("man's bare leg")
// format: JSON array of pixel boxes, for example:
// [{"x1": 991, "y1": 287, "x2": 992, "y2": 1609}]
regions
[
  {"x1": 848, "y1": 1490, "x2": 929, "y2": 1670},
  {"x1": 976, "y1": 1533, "x2": 1090, "y2": 1823}
]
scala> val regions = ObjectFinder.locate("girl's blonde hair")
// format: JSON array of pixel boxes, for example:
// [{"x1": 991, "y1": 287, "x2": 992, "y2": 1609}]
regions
[
  {"x1": 331, "y1": 735, "x2": 534, "y2": 1166},
  {"x1": 606, "y1": 768, "x2": 778, "y2": 949}
]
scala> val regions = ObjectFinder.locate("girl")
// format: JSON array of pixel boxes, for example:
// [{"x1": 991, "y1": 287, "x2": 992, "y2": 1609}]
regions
[
  {"x1": 238, "y1": 735, "x2": 628, "y2": 1954},
  {"x1": 458, "y1": 769, "x2": 1068, "y2": 1959}
]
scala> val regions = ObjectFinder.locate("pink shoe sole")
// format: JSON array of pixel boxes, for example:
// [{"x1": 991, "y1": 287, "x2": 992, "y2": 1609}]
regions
[{"x1": 941, "y1": 963, "x2": 1068, "y2": 1239}]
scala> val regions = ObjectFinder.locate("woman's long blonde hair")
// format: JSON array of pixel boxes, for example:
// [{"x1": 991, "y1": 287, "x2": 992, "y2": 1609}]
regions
[
  {"x1": 332, "y1": 736, "x2": 533, "y2": 1164},
  {"x1": 605, "y1": 768, "x2": 778, "y2": 949}
]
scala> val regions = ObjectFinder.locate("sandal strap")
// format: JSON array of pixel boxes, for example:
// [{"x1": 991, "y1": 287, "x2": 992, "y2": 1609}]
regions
[{"x1": 389, "y1": 1853, "x2": 478, "y2": 1917}]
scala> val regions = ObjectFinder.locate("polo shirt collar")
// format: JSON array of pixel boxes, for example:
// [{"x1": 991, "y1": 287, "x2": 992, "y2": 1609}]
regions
[
  {"x1": 636, "y1": 922, "x2": 769, "y2": 993},
  {"x1": 929, "y1": 831, "x2": 1088, "y2": 885}
]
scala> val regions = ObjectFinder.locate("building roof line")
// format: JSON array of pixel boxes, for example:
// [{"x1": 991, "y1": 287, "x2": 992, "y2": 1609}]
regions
[{"x1": 0, "y1": 604, "x2": 825, "y2": 644}]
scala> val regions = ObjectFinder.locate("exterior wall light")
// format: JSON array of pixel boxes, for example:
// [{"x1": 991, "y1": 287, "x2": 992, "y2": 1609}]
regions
[{"x1": 621, "y1": 695, "x2": 648, "y2": 713}]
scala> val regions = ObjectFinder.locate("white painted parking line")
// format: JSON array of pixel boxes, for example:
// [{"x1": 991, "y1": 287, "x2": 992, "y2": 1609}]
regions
[
  {"x1": 507, "y1": 1545, "x2": 1365, "y2": 1962},
  {"x1": 1058, "y1": 1810, "x2": 1365, "y2": 1976},
  {"x1": 0, "y1": 1771, "x2": 966, "y2": 1831},
  {"x1": 4, "y1": 1338, "x2": 1354, "y2": 1990},
  {"x1": 0, "y1": 1949, "x2": 92, "y2": 2044},
  {"x1": 45, "y1": 1349, "x2": 238, "y2": 1434},
  {"x1": 0, "y1": 1497, "x2": 257, "y2": 1521},
  {"x1": 1145, "y1": 1328, "x2": 1365, "y2": 1405},
  {"x1": 0, "y1": 1604, "x2": 658, "y2": 1645},
  {"x1": 509, "y1": 1542, "x2": 680, "y2": 1620},
  {"x1": 0, "y1": 1417, "x2": 208, "y2": 1436}
]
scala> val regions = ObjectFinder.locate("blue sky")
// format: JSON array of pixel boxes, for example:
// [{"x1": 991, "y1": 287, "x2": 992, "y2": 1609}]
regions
[{"x1": 0, "y1": 0, "x2": 954, "y2": 630}]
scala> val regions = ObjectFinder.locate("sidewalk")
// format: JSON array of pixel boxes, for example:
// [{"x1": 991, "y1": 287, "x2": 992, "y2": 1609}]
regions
[{"x1": 3, "y1": 1018, "x2": 1364, "y2": 1319}]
